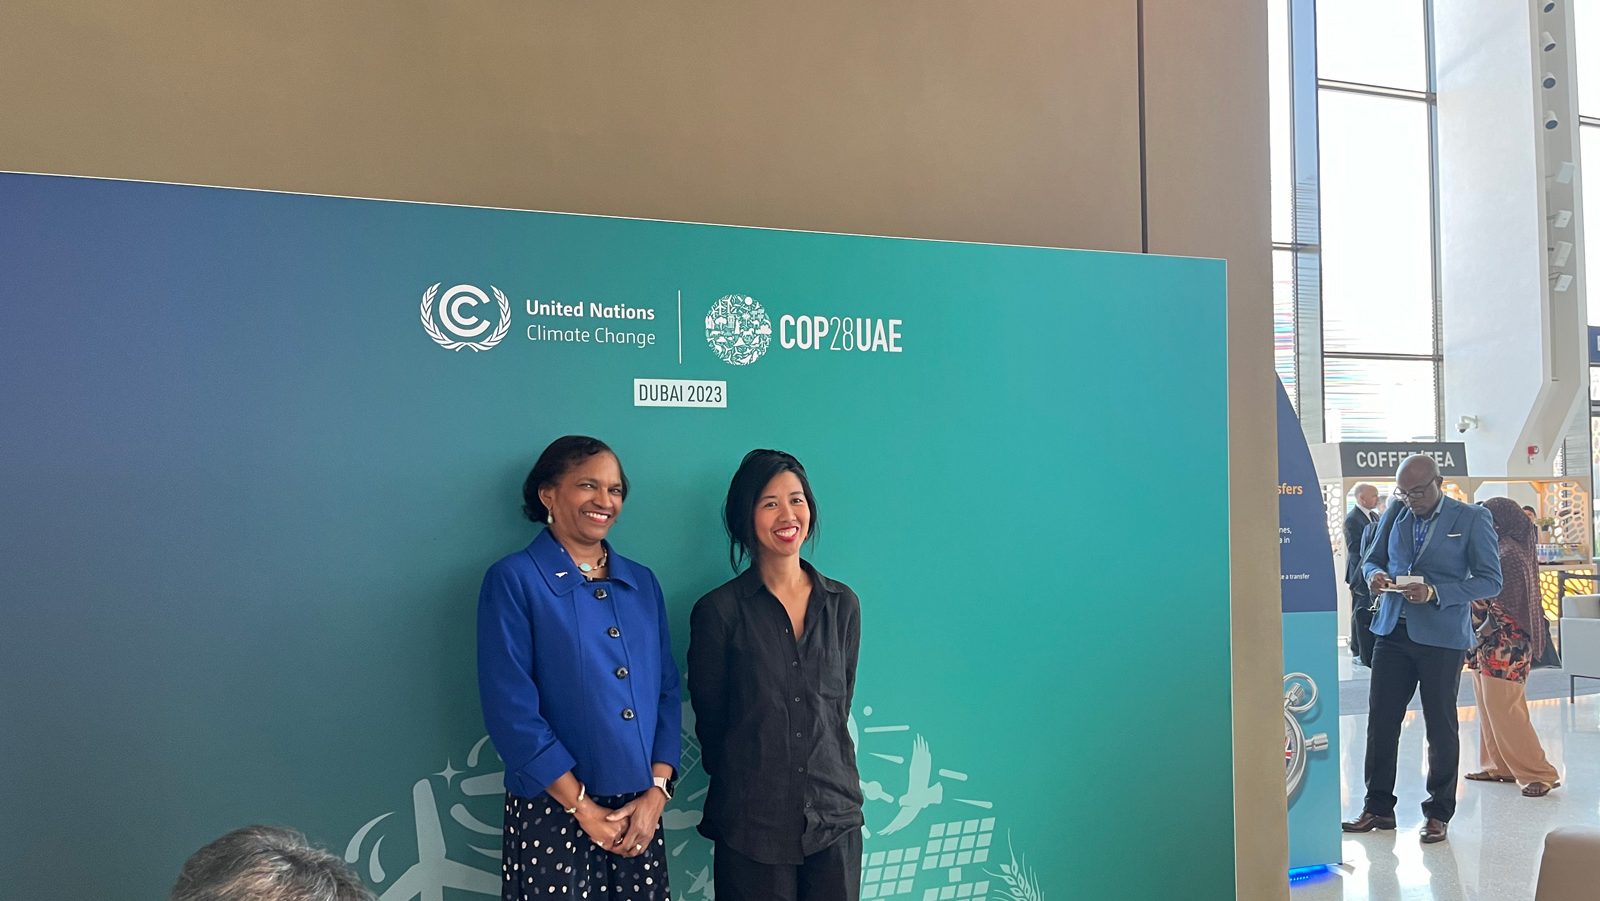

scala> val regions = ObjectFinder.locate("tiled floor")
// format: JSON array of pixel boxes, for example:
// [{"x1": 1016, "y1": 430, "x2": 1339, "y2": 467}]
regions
[{"x1": 1290, "y1": 692, "x2": 1600, "y2": 900}]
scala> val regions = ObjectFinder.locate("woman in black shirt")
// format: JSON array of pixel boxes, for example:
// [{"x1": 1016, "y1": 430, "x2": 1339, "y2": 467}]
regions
[{"x1": 689, "y1": 449, "x2": 864, "y2": 901}]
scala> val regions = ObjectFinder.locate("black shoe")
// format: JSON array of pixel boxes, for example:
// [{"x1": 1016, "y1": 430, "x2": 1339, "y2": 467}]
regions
[{"x1": 1420, "y1": 818, "x2": 1448, "y2": 843}]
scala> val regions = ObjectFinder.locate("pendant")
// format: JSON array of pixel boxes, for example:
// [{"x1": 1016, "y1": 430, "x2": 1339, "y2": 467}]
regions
[{"x1": 579, "y1": 563, "x2": 593, "y2": 573}]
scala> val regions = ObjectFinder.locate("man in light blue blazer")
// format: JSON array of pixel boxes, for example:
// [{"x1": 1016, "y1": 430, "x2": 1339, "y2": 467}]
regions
[{"x1": 1341, "y1": 454, "x2": 1502, "y2": 845}]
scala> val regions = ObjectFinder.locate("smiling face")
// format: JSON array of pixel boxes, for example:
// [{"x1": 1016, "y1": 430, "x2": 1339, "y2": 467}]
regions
[
  {"x1": 539, "y1": 452, "x2": 624, "y2": 546},
  {"x1": 752, "y1": 470, "x2": 810, "y2": 561}
]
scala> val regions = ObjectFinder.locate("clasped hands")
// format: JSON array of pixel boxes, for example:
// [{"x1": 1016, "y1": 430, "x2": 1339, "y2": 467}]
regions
[
  {"x1": 574, "y1": 788, "x2": 666, "y2": 858},
  {"x1": 1368, "y1": 572, "x2": 1432, "y2": 604}
]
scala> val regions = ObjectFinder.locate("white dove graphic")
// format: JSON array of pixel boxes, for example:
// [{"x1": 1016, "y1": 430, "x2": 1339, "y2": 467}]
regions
[{"x1": 878, "y1": 734, "x2": 943, "y2": 835}]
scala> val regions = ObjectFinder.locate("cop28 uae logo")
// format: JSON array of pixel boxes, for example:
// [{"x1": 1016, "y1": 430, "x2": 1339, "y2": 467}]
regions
[
  {"x1": 705, "y1": 294, "x2": 772, "y2": 365},
  {"x1": 420, "y1": 283, "x2": 511, "y2": 352}
]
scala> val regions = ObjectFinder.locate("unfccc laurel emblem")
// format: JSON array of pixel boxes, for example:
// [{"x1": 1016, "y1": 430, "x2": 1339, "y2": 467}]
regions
[{"x1": 420, "y1": 283, "x2": 511, "y2": 351}]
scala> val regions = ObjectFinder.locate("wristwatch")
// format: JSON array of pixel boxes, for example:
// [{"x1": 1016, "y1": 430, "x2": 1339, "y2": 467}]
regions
[{"x1": 651, "y1": 775, "x2": 674, "y2": 800}]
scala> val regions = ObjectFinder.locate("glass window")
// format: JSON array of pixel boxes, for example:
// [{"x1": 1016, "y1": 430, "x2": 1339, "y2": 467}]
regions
[
  {"x1": 1325, "y1": 357, "x2": 1438, "y2": 441},
  {"x1": 1315, "y1": 0, "x2": 1427, "y2": 91},
  {"x1": 1577, "y1": 0, "x2": 1600, "y2": 117},
  {"x1": 1318, "y1": 91, "x2": 1435, "y2": 355},
  {"x1": 1269, "y1": 0, "x2": 1294, "y2": 244},
  {"x1": 1583, "y1": 126, "x2": 1600, "y2": 325},
  {"x1": 1273, "y1": 250, "x2": 1297, "y2": 406}
]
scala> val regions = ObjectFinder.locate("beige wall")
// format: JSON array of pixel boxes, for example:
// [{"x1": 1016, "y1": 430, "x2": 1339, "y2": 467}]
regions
[
  {"x1": 1142, "y1": 4, "x2": 1285, "y2": 898},
  {"x1": 0, "y1": 1, "x2": 1283, "y2": 895}
]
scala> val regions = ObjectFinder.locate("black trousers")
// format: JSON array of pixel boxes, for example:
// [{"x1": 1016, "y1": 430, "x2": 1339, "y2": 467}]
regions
[
  {"x1": 1362, "y1": 621, "x2": 1467, "y2": 822},
  {"x1": 714, "y1": 832, "x2": 862, "y2": 901},
  {"x1": 1350, "y1": 597, "x2": 1378, "y2": 667}
]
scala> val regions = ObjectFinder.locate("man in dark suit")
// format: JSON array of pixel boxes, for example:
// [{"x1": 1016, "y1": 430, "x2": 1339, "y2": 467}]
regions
[
  {"x1": 1342, "y1": 455, "x2": 1502, "y2": 845},
  {"x1": 1345, "y1": 483, "x2": 1383, "y2": 666}
]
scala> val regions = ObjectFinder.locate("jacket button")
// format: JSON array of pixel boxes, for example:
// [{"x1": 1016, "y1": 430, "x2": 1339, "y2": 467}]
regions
[
  {"x1": 594, "y1": 588, "x2": 609, "y2": 600},
  {"x1": 615, "y1": 666, "x2": 629, "y2": 679},
  {"x1": 608, "y1": 627, "x2": 621, "y2": 638},
  {"x1": 621, "y1": 708, "x2": 635, "y2": 720}
]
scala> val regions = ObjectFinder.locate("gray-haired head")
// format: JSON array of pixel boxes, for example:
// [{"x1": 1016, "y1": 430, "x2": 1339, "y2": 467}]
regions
[
  {"x1": 171, "y1": 825, "x2": 374, "y2": 901},
  {"x1": 1349, "y1": 482, "x2": 1380, "y2": 511}
]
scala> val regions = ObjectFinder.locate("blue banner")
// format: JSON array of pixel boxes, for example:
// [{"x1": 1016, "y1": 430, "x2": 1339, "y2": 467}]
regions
[{"x1": 1276, "y1": 381, "x2": 1341, "y2": 869}]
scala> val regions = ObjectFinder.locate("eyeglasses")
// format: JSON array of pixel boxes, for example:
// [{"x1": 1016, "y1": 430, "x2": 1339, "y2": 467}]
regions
[{"x1": 1393, "y1": 483, "x2": 1437, "y2": 500}]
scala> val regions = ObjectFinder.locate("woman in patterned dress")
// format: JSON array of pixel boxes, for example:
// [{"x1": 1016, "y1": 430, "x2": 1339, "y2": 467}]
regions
[
  {"x1": 1465, "y1": 497, "x2": 1560, "y2": 797},
  {"x1": 478, "y1": 436, "x2": 681, "y2": 899}
]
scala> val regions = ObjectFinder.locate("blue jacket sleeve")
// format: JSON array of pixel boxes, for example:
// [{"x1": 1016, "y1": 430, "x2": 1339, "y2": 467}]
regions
[
  {"x1": 1433, "y1": 505, "x2": 1503, "y2": 609},
  {"x1": 648, "y1": 570, "x2": 683, "y2": 771},
  {"x1": 1361, "y1": 533, "x2": 1391, "y2": 587},
  {"x1": 477, "y1": 563, "x2": 577, "y2": 793},
  {"x1": 1361, "y1": 500, "x2": 1401, "y2": 586}
]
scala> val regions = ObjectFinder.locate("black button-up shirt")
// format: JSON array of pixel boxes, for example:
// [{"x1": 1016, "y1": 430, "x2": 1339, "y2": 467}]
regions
[{"x1": 688, "y1": 562, "x2": 864, "y2": 865}]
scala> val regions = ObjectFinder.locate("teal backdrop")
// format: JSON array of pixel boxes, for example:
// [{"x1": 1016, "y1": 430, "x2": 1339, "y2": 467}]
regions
[{"x1": 0, "y1": 173, "x2": 1234, "y2": 900}]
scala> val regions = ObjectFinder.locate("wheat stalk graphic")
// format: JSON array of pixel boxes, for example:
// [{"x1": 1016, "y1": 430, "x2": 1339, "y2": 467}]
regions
[{"x1": 988, "y1": 833, "x2": 1045, "y2": 901}]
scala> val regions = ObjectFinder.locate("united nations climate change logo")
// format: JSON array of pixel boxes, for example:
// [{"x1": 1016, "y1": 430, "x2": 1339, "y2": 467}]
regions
[
  {"x1": 420, "y1": 283, "x2": 511, "y2": 352},
  {"x1": 705, "y1": 294, "x2": 772, "y2": 365}
]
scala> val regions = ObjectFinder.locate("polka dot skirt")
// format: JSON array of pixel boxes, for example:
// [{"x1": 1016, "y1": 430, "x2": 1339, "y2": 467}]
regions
[{"x1": 502, "y1": 790, "x2": 670, "y2": 900}]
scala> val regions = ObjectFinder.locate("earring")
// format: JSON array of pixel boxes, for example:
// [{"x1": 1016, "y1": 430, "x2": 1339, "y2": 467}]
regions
[{"x1": 547, "y1": 512, "x2": 553, "y2": 525}]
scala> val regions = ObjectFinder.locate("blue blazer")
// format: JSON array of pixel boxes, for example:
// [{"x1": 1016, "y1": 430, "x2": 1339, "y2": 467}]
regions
[
  {"x1": 477, "y1": 529, "x2": 682, "y2": 798},
  {"x1": 1361, "y1": 495, "x2": 1502, "y2": 650}
]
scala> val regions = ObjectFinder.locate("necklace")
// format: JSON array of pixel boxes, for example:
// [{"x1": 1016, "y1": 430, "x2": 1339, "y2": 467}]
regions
[
  {"x1": 580, "y1": 546, "x2": 608, "y2": 574},
  {"x1": 563, "y1": 543, "x2": 608, "y2": 574}
]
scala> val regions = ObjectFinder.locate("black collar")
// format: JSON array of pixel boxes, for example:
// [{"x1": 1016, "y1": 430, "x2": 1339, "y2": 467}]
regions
[{"x1": 734, "y1": 559, "x2": 843, "y2": 600}]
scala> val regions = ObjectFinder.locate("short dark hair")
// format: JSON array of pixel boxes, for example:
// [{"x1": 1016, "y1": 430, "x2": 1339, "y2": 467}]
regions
[
  {"x1": 1522, "y1": 505, "x2": 1538, "y2": 515},
  {"x1": 522, "y1": 436, "x2": 629, "y2": 523},
  {"x1": 171, "y1": 825, "x2": 373, "y2": 901},
  {"x1": 723, "y1": 449, "x2": 819, "y2": 572}
]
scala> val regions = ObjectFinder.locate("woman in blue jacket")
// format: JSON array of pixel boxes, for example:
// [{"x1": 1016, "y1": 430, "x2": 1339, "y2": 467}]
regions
[{"x1": 478, "y1": 435, "x2": 680, "y2": 900}]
